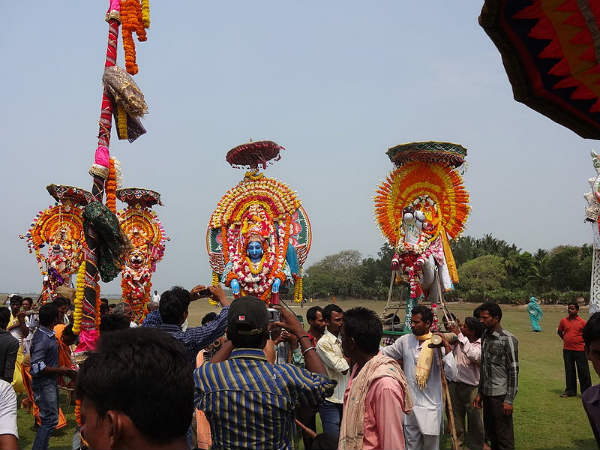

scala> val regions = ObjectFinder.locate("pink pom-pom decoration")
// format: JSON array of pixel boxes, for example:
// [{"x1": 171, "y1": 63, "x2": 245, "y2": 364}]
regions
[
  {"x1": 95, "y1": 146, "x2": 110, "y2": 168},
  {"x1": 108, "y1": 0, "x2": 120, "y2": 12}
]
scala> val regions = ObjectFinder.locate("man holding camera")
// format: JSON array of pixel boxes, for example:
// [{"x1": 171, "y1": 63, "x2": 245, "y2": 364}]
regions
[
  {"x1": 150, "y1": 285, "x2": 230, "y2": 362},
  {"x1": 194, "y1": 296, "x2": 335, "y2": 450}
]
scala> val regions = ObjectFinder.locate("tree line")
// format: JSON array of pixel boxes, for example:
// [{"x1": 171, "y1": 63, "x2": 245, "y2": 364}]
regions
[{"x1": 300, "y1": 234, "x2": 592, "y2": 304}]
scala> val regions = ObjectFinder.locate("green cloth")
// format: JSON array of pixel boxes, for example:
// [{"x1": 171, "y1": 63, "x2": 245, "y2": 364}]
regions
[{"x1": 83, "y1": 201, "x2": 131, "y2": 283}]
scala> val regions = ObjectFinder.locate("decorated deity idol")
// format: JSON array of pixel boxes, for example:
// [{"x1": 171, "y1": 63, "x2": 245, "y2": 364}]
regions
[
  {"x1": 117, "y1": 188, "x2": 168, "y2": 323},
  {"x1": 585, "y1": 152, "x2": 600, "y2": 315},
  {"x1": 375, "y1": 142, "x2": 470, "y2": 329},
  {"x1": 207, "y1": 141, "x2": 311, "y2": 304},
  {"x1": 20, "y1": 185, "x2": 92, "y2": 302}
]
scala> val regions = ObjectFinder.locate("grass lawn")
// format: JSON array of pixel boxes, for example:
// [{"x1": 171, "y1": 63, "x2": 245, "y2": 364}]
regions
[{"x1": 15, "y1": 299, "x2": 598, "y2": 449}]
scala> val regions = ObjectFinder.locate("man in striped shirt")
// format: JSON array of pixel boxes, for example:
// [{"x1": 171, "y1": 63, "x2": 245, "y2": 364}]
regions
[
  {"x1": 473, "y1": 302, "x2": 519, "y2": 450},
  {"x1": 193, "y1": 296, "x2": 335, "y2": 450}
]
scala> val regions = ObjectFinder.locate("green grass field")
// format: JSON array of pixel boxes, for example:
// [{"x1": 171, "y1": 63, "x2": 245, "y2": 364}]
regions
[{"x1": 14, "y1": 299, "x2": 599, "y2": 449}]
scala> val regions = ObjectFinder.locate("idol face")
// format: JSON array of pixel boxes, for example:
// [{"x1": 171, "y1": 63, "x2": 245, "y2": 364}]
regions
[{"x1": 247, "y1": 241, "x2": 264, "y2": 262}]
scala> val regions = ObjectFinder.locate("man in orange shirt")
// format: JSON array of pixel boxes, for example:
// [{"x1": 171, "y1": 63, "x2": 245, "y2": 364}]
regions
[{"x1": 558, "y1": 301, "x2": 591, "y2": 397}]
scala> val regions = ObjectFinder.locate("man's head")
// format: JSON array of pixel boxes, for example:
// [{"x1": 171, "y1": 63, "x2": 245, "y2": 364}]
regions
[
  {"x1": 341, "y1": 307, "x2": 382, "y2": 360},
  {"x1": 62, "y1": 324, "x2": 78, "y2": 347},
  {"x1": 584, "y1": 313, "x2": 600, "y2": 377},
  {"x1": 306, "y1": 306, "x2": 325, "y2": 334},
  {"x1": 76, "y1": 328, "x2": 193, "y2": 449},
  {"x1": 477, "y1": 302, "x2": 502, "y2": 331},
  {"x1": 99, "y1": 314, "x2": 131, "y2": 334},
  {"x1": 567, "y1": 301, "x2": 579, "y2": 319},
  {"x1": 227, "y1": 296, "x2": 269, "y2": 349},
  {"x1": 410, "y1": 305, "x2": 433, "y2": 336},
  {"x1": 39, "y1": 303, "x2": 59, "y2": 328},
  {"x1": 461, "y1": 317, "x2": 484, "y2": 341},
  {"x1": 323, "y1": 304, "x2": 344, "y2": 335},
  {"x1": 159, "y1": 287, "x2": 191, "y2": 326},
  {"x1": 0, "y1": 308, "x2": 10, "y2": 330},
  {"x1": 53, "y1": 296, "x2": 70, "y2": 321},
  {"x1": 113, "y1": 303, "x2": 133, "y2": 323},
  {"x1": 201, "y1": 312, "x2": 218, "y2": 325},
  {"x1": 9, "y1": 296, "x2": 22, "y2": 316}
]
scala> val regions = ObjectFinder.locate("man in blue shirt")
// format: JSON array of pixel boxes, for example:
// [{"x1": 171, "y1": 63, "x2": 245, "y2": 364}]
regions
[
  {"x1": 30, "y1": 303, "x2": 76, "y2": 450},
  {"x1": 194, "y1": 297, "x2": 335, "y2": 450}
]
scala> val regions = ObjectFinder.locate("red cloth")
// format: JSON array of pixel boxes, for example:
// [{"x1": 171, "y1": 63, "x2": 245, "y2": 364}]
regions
[{"x1": 559, "y1": 316, "x2": 586, "y2": 352}]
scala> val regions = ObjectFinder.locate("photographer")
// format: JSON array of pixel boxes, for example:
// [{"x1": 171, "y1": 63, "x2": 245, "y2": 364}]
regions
[{"x1": 194, "y1": 296, "x2": 334, "y2": 450}]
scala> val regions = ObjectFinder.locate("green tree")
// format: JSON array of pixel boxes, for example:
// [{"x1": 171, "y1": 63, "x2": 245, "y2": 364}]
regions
[{"x1": 457, "y1": 254, "x2": 507, "y2": 297}]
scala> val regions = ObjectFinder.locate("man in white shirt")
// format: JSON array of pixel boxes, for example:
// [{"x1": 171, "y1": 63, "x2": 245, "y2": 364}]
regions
[
  {"x1": 382, "y1": 305, "x2": 457, "y2": 450},
  {"x1": 447, "y1": 316, "x2": 484, "y2": 450},
  {"x1": 316, "y1": 304, "x2": 349, "y2": 439},
  {"x1": 0, "y1": 379, "x2": 18, "y2": 449}
]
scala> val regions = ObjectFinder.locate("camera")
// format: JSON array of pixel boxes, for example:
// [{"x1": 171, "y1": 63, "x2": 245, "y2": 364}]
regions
[
  {"x1": 267, "y1": 308, "x2": 281, "y2": 323},
  {"x1": 194, "y1": 288, "x2": 212, "y2": 298}
]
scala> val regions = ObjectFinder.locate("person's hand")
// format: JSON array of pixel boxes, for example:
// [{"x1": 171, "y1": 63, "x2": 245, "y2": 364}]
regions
[
  {"x1": 207, "y1": 285, "x2": 230, "y2": 307},
  {"x1": 271, "y1": 305, "x2": 304, "y2": 337},
  {"x1": 17, "y1": 311, "x2": 26, "y2": 323},
  {"x1": 190, "y1": 285, "x2": 211, "y2": 299},
  {"x1": 502, "y1": 402, "x2": 513, "y2": 415},
  {"x1": 60, "y1": 366, "x2": 77, "y2": 378},
  {"x1": 447, "y1": 322, "x2": 460, "y2": 335},
  {"x1": 473, "y1": 394, "x2": 482, "y2": 409},
  {"x1": 434, "y1": 332, "x2": 452, "y2": 354}
]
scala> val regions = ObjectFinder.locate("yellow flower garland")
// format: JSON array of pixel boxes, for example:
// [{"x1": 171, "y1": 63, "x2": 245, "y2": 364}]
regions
[{"x1": 72, "y1": 261, "x2": 86, "y2": 335}]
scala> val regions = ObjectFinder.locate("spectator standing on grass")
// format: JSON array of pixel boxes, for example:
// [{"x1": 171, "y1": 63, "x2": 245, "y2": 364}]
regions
[
  {"x1": 382, "y1": 305, "x2": 457, "y2": 450},
  {"x1": 0, "y1": 309, "x2": 18, "y2": 384},
  {"x1": 558, "y1": 301, "x2": 591, "y2": 398},
  {"x1": 447, "y1": 317, "x2": 485, "y2": 450},
  {"x1": 527, "y1": 297, "x2": 543, "y2": 332},
  {"x1": 7, "y1": 296, "x2": 27, "y2": 395},
  {"x1": 582, "y1": 313, "x2": 600, "y2": 448},
  {"x1": 473, "y1": 302, "x2": 519, "y2": 450},
  {"x1": 156, "y1": 285, "x2": 230, "y2": 362},
  {"x1": 338, "y1": 307, "x2": 413, "y2": 450},
  {"x1": 194, "y1": 297, "x2": 335, "y2": 450},
  {"x1": 76, "y1": 328, "x2": 193, "y2": 450},
  {"x1": 30, "y1": 303, "x2": 76, "y2": 450},
  {"x1": 21, "y1": 297, "x2": 38, "y2": 356},
  {"x1": 316, "y1": 304, "x2": 349, "y2": 440}
]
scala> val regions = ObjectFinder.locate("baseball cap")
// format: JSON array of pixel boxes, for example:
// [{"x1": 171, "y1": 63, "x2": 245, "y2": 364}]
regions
[{"x1": 228, "y1": 296, "x2": 269, "y2": 335}]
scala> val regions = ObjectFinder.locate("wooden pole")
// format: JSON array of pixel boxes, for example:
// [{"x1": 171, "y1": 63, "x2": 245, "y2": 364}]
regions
[{"x1": 436, "y1": 346, "x2": 459, "y2": 450}]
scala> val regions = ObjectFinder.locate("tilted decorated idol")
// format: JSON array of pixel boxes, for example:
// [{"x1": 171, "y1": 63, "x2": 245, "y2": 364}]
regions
[
  {"x1": 207, "y1": 141, "x2": 311, "y2": 304},
  {"x1": 374, "y1": 141, "x2": 470, "y2": 328},
  {"x1": 585, "y1": 152, "x2": 600, "y2": 315}
]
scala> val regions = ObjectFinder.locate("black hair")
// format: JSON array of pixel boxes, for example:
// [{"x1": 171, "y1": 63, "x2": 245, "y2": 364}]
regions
[
  {"x1": 201, "y1": 312, "x2": 218, "y2": 325},
  {"x1": 306, "y1": 306, "x2": 323, "y2": 323},
  {"x1": 323, "y1": 304, "x2": 343, "y2": 322},
  {"x1": 478, "y1": 302, "x2": 502, "y2": 321},
  {"x1": 343, "y1": 307, "x2": 382, "y2": 355},
  {"x1": 159, "y1": 287, "x2": 191, "y2": 325},
  {"x1": 100, "y1": 298, "x2": 109, "y2": 306},
  {"x1": 568, "y1": 301, "x2": 580, "y2": 310},
  {"x1": 227, "y1": 328, "x2": 267, "y2": 349},
  {"x1": 53, "y1": 296, "x2": 69, "y2": 308},
  {"x1": 0, "y1": 308, "x2": 10, "y2": 330},
  {"x1": 39, "y1": 303, "x2": 58, "y2": 327},
  {"x1": 99, "y1": 314, "x2": 131, "y2": 333},
  {"x1": 311, "y1": 432, "x2": 339, "y2": 450},
  {"x1": 21, "y1": 297, "x2": 33, "y2": 306},
  {"x1": 76, "y1": 328, "x2": 194, "y2": 443},
  {"x1": 473, "y1": 305, "x2": 482, "y2": 318},
  {"x1": 464, "y1": 317, "x2": 484, "y2": 339},
  {"x1": 9, "y1": 296, "x2": 22, "y2": 307},
  {"x1": 100, "y1": 303, "x2": 109, "y2": 315},
  {"x1": 411, "y1": 305, "x2": 433, "y2": 324},
  {"x1": 583, "y1": 313, "x2": 600, "y2": 346}
]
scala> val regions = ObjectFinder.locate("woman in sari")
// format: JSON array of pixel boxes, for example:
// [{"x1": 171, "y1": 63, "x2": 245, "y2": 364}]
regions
[{"x1": 527, "y1": 296, "x2": 544, "y2": 332}]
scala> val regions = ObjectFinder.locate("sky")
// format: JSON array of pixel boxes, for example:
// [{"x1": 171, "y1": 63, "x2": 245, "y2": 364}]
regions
[{"x1": 1, "y1": 1, "x2": 597, "y2": 295}]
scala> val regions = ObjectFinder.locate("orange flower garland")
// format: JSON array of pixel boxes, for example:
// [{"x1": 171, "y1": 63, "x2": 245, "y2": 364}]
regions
[
  {"x1": 121, "y1": 0, "x2": 148, "y2": 75},
  {"x1": 75, "y1": 400, "x2": 81, "y2": 427},
  {"x1": 105, "y1": 158, "x2": 117, "y2": 214},
  {"x1": 95, "y1": 282, "x2": 101, "y2": 331},
  {"x1": 221, "y1": 225, "x2": 229, "y2": 263}
]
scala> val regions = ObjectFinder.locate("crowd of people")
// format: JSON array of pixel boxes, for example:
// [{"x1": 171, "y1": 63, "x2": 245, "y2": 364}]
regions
[{"x1": 0, "y1": 289, "x2": 599, "y2": 450}]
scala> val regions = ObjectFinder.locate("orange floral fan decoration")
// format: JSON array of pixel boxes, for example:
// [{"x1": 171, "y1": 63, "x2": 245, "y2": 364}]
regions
[{"x1": 375, "y1": 161, "x2": 470, "y2": 247}]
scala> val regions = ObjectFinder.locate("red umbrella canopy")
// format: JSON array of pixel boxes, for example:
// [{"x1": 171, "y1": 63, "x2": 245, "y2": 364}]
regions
[{"x1": 480, "y1": 0, "x2": 600, "y2": 139}]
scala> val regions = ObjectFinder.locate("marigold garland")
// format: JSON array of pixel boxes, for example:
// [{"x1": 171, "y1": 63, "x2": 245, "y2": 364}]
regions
[
  {"x1": 95, "y1": 282, "x2": 101, "y2": 331},
  {"x1": 121, "y1": 0, "x2": 148, "y2": 75},
  {"x1": 105, "y1": 158, "x2": 117, "y2": 214},
  {"x1": 72, "y1": 261, "x2": 86, "y2": 335},
  {"x1": 117, "y1": 104, "x2": 128, "y2": 140},
  {"x1": 294, "y1": 275, "x2": 303, "y2": 303},
  {"x1": 75, "y1": 400, "x2": 81, "y2": 427},
  {"x1": 141, "y1": 0, "x2": 150, "y2": 28}
]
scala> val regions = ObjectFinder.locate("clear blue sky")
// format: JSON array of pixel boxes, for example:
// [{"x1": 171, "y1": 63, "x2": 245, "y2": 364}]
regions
[{"x1": 1, "y1": 1, "x2": 596, "y2": 294}]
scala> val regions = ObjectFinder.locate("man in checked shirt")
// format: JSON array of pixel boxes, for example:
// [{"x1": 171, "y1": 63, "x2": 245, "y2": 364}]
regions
[{"x1": 473, "y1": 302, "x2": 519, "y2": 450}]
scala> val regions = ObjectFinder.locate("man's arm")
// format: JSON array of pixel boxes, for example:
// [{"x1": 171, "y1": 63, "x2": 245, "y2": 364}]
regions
[
  {"x1": 557, "y1": 319, "x2": 565, "y2": 339},
  {"x1": 381, "y1": 336, "x2": 404, "y2": 361},
  {"x1": 30, "y1": 334, "x2": 73, "y2": 377},
  {"x1": 504, "y1": 335, "x2": 519, "y2": 408},
  {"x1": 457, "y1": 333, "x2": 481, "y2": 364},
  {"x1": 316, "y1": 338, "x2": 349, "y2": 375},
  {"x1": 3, "y1": 340, "x2": 17, "y2": 383}
]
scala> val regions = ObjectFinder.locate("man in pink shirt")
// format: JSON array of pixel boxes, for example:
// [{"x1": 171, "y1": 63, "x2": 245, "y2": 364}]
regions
[
  {"x1": 448, "y1": 316, "x2": 485, "y2": 450},
  {"x1": 338, "y1": 307, "x2": 413, "y2": 450}
]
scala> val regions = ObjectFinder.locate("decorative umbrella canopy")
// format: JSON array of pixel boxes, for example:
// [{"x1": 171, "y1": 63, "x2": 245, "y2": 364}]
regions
[{"x1": 480, "y1": 0, "x2": 600, "y2": 139}]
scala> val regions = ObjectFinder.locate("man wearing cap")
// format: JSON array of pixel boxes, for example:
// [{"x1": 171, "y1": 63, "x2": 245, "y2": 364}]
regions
[{"x1": 193, "y1": 296, "x2": 336, "y2": 450}]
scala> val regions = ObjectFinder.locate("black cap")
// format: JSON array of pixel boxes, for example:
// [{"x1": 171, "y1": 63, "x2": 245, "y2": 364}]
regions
[{"x1": 228, "y1": 296, "x2": 269, "y2": 335}]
